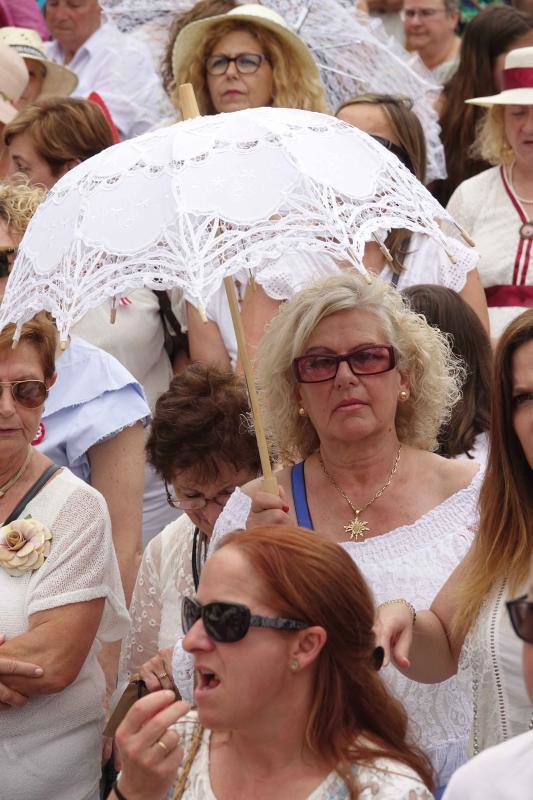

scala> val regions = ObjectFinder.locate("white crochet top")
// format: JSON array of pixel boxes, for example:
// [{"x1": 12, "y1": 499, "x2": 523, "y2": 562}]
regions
[
  {"x1": 170, "y1": 713, "x2": 434, "y2": 800},
  {"x1": 0, "y1": 469, "x2": 129, "y2": 800},
  {"x1": 207, "y1": 469, "x2": 483, "y2": 787}
]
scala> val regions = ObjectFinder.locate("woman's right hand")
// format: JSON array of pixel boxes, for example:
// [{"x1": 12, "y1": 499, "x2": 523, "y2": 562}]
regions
[
  {"x1": 373, "y1": 603, "x2": 415, "y2": 670},
  {"x1": 138, "y1": 648, "x2": 175, "y2": 693},
  {"x1": 246, "y1": 484, "x2": 292, "y2": 528},
  {"x1": 114, "y1": 691, "x2": 190, "y2": 800}
]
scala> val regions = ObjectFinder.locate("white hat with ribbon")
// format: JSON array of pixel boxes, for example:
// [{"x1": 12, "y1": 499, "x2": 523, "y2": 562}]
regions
[
  {"x1": 467, "y1": 46, "x2": 533, "y2": 107},
  {"x1": 0, "y1": 42, "x2": 28, "y2": 125},
  {"x1": 0, "y1": 27, "x2": 78, "y2": 99}
]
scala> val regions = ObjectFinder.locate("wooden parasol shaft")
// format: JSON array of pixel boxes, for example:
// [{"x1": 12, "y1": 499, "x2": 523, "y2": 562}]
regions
[{"x1": 178, "y1": 83, "x2": 277, "y2": 494}]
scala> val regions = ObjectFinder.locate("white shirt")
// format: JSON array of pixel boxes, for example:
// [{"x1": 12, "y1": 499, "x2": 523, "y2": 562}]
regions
[
  {"x1": 442, "y1": 730, "x2": 533, "y2": 799},
  {"x1": 46, "y1": 22, "x2": 166, "y2": 139}
]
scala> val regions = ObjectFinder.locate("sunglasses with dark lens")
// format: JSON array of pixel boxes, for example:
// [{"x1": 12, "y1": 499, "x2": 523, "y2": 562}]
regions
[
  {"x1": 371, "y1": 135, "x2": 415, "y2": 175},
  {"x1": 204, "y1": 52, "x2": 269, "y2": 75},
  {"x1": 293, "y1": 345, "x2": 397, "y2": 384},
  {"x1": 0, "y1": 380, "x2": 48, "y2": 409},
  {"x1": 506, "y1": 595, "x2": 533, "y2": 645},
  {"x1": 182, "y1": 596, "x2": 309, "y2": 643},
  {"x1": 0, "y1": 246, "x2": 17, "y2": 278}
]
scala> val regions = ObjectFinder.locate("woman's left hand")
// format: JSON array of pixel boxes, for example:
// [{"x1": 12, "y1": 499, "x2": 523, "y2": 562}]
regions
[
  {"x1": 114, "y1": 691, "x2": 190, "y2": 800},
  {"x1": 138, "y1": 648, "x2": 175, "y2": 693}
]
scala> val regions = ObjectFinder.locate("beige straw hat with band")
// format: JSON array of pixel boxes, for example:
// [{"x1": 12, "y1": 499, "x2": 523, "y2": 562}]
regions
[
  {"x1": 467, "y1": 46, "x2": 533, "y2": 107},
  {"x1": 0, "y1": 27, "x2": 78, "y2": 99},
  {"x1": 172, "y1": 3, "x2": 321, "y2": 88},
  {"x1": 0, "y1": 42, "x2": 28, "y2": 125}
]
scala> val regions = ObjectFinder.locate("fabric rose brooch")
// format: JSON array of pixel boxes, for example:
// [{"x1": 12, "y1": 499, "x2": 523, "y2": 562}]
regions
[{"x1": 0, "y1": 517, "x2": 52, "y2": 577}]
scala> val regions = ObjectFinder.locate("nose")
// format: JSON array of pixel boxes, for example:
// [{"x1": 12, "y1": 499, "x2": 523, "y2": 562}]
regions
[
  {"x1": 225, "y1": 59, "x2": 239, "y2": 78},
  {"x1": 183, "y1": 618, "x2": 214, "y2": 653},
  {"x1": 334, "y1": 359, "x2": 360, "y2": 387},
  {"x1": 201, "y1": 500, "x2": 224, "y2": 529},
  {"x1": 0, "y1": 386, "x2": 16, "y2": 417}
]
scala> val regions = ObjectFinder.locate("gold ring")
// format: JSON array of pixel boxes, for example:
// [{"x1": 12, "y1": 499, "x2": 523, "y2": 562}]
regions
[
  {"x1": 157, "y1": 672, "x2": 168, "y2": 680},
  {"x1": 156, "y1": 739, "x2": 169, "y2": 752}
]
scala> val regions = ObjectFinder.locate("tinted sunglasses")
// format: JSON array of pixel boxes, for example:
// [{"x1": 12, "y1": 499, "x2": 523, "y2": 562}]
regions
[
  {"x1": 293, "y1": 344, "x2": 397, "y2": 384},
  {"x1": 182, "y1": 596, "x2": 309, "y2": 643},
  {"x1": 0, "y1": 246, "x2": 17, "y2": 278},
  {"x1": 506, "y1": 595, "x2": 533, "y2": 645},
  {"x1": 0, "y1": 380, "x2": 48, "y2": 408},
  {"x1": 371, "y1": 135, "x2": 415, "y2": 175}
]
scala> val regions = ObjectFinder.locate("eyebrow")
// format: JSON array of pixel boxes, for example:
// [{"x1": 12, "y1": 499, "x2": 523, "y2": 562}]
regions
[{"x1": 303, "y1": 343, "x2": 380, "y2": 354}]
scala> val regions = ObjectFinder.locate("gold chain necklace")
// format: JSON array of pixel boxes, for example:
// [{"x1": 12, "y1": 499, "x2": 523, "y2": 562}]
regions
[
  {"x1": 318, "y1": 445, "x2": 402, "y2": 541},
  {"x1": 0, "y1": 445, "x2": 33, "y2": 498}
]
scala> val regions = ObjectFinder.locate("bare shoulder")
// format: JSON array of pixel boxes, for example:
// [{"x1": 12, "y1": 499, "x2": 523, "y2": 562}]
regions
[{"x1": 406, "y1": 448, "x2": 480, "y2": 496}]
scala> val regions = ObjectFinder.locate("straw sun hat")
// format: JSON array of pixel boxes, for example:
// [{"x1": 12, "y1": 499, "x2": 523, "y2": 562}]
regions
[
  {"x1": 467, "y1": 46, "x2": 533, "y2": 107},
  {"x1": 172, "y1": 3, "x2": 320, "y2": 86},
  {"x1": 0, "y1": 42, "x2": 28, "y2": 125},
  {"x1": 0, "y1": 27, "x2": 78, "y2": 99}
]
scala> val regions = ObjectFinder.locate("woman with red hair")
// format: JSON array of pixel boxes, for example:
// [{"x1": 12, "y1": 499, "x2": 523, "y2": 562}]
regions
[{"x1": 111, "y1": 526, "x2": 434, "y2": 800}]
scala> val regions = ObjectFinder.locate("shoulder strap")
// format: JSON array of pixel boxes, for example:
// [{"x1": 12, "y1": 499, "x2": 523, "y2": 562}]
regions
[
  {"x1": 3, "y1": 464, "x2": 61, "y2": 526},
  {"x1": 153, "y1": 290, "x2": 189, "y2": 356},
  {"x1": 290, "y1": 462, "x2": 314, "y2": 530}
]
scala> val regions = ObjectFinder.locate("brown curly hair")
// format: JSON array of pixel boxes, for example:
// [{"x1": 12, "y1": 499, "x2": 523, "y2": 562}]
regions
[{"x1": 146, "y1": 362, "x2": 261, "y2": 483}]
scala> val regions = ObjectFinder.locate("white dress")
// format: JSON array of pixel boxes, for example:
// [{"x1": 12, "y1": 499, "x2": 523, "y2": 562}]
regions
[
  {"x1": 207, "y1": 470, "x2": 483, "y2": 787},
  {"x1": 457, "y1": 580, "x2": 533, "y2": 757},
  {"x1": 170, "y1": 713, "x2": 434, "y2": 800},
  {"x1": 447, "y1": 166, "x2": 533, "y2": 337},
  {"x1": 0, "y1": 469, "x2": 129, "y2": 800}
]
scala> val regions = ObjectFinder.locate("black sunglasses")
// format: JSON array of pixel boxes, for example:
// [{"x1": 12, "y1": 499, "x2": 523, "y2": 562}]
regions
[
  {"x1": 293, "y1": 344, "x2": 397, "y2": 384},
  {"x1": 506, "y1": 595, "x2": 533, "y2": 645},
  {"x1": 182, "y1": 596, "x2": 309, "y2": 643},
  {"x1": 0, "y1": 380, "x2": 48, "y2": 408},
  {"x1": 371, "y1": 135, "x2": 415, "y2": 175},
  {"x1": 0, "y1": 246, "x2": 17, "y2": 278}
]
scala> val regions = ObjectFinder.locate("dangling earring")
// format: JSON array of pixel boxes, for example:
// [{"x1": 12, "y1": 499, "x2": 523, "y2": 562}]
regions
[
  {"x1": 298, "y1": 407, "x2": 306, "y2": 416},
  {"x1": 398, "y1": 390, "x2": 409, "y2": 402},
  {"x1": 290, "y1": 659, "x2": 299, "y2": 671}
]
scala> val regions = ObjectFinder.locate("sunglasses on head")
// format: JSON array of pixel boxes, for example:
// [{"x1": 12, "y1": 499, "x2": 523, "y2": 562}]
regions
[
  {"x1": 182, "y1": 596, "x2": 309, "y2": 643},
  {"x1": 506, "y1": 595, "x2": 533, "y2": 645},
  {"x1": 0, "y1": 380, "x2": 48, "y2": 409},
  {"x1": 0, "y1": 246, "x2": 17, "y2": 278},
  {"x1": 293, "y1": 344, "x2": 397, "y2": 384}
]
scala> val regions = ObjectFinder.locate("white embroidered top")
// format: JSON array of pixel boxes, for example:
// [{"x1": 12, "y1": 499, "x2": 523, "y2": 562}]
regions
[
  {"x1": 170, "y1": 713, "x2": 434, "y2": 800},
  {"x1": 0, "y1": 469, "x2": 129, "y2": 800},
  {"x1": 207, "y1": 470, "x2": 483, "y2": 787}
]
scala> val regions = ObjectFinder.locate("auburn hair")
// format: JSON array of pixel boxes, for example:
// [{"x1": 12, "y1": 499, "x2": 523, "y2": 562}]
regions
[
  {"x1": 456, "y1": 309, "x2": 533, "y2": 631},
  {"x1": 0, "y1": 314, "x2": 58, "y2": 380},
  {"x1": 219, "y1": 526, "x2": 434, "y2": 797}
]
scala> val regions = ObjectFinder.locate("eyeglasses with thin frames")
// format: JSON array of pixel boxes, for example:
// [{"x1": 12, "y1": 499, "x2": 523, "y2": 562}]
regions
[
  {"x1": 165, "y1": 482, "x2": 236, "y2": 511},
  {"x1": 0, "y1": 380, "x2": 48, "y2": 409},
  {"x1": 204, "y1": 52, "x2": 270, "y2": 76},
  {"x1": 293, "y1": 345, "x2": 397, "y2": 384},
  {"x1": 401, "y1": 8, "x2": 447, "y2": 20}
]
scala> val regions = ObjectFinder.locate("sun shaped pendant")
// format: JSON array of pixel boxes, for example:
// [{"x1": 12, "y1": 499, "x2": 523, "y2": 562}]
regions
[{"x1": 344, "y1": 516, "x2": 369, "y2": 541}]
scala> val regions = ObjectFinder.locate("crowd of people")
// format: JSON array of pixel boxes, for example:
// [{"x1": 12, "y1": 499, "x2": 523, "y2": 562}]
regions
[{"x1": 0, "y1": 1, "x2": 532, "y2": 800}]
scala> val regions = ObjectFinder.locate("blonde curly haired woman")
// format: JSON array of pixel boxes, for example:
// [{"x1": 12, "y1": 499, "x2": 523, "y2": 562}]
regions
[{"x1": 211, "y1": 273, "x2": 482, "y2": 795}]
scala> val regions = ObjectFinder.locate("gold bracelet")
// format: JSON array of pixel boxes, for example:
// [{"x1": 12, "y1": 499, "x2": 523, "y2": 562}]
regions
[{"x1": 377, "y1": 598, "x2": 416, "y2": 625}]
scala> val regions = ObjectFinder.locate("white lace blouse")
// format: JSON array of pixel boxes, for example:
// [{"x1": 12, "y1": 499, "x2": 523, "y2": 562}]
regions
[
  {"x1": 208, "y1": 470, "x2": 483, "y2": 787},
  {"x1": 170, "y1": 713, "x2": 434, "y2": 800}
]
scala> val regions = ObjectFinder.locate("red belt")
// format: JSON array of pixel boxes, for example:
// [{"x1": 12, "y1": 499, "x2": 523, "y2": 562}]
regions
[{"x1": 485, "y1": 285, "x2": 533, "y2": 307}]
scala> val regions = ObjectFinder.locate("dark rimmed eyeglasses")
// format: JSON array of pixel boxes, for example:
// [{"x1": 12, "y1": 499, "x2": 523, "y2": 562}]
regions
[
  {"x1": 182, "y1": 596, "x2": 309, "y2": 643},
  {"x1": 0, "y1": 246, "x2": 17, "y2": 278},
  {"x1": 0, "y1": 380, "x2": 48, "y2": 409},
  {"x1": 293, "y1": 345, "x2": 397, "y2": 384},
  {"x1": 506, "y1": 595, "x2": 533, "y2": 645},
  {"x1": 204, "y1": 52, "x2": 270, "y2": 76}
]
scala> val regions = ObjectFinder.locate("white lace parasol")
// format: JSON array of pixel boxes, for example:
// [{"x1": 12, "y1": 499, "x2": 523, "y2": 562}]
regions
[
  {"x1": 99, "y1": 0, "x2": 445, "y2": 182},
  {"x1": 0, "y1": 106, "x2": 457, "y2": 342}
]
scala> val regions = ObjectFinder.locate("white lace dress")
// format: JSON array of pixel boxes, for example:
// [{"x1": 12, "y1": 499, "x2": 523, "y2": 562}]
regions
[
  {"x1": 170, "y1": 713, "x2": 434, "y2": 799},
  {"x1": 207, "y1": 471, "x2": 483, "y2": 787},
  {"x1": 0, "y1": 469, "x2": 129, "y2": 800}
]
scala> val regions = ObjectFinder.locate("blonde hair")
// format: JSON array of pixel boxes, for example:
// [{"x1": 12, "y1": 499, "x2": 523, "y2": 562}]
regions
[
  {"x1": 471, "y1": 105, "x2": 513, "y2": 165},
  {"x1": 0, "y1": 182, "x2": 46, "y2": 239},
  {"x1": 172, "y1": 19, "x2": 329, "y2": 115},
  {"x1": 256, "y1": 273, "x2": 464, "y2": 463}
]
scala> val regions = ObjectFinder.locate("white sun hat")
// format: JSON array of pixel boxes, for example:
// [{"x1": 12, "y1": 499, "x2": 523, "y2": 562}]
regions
[
  {"x1": 172, "y1": 3, "x2": 321, "y2": 87},
  {"x1": 0, "y1": 42, "x2": 28, "y2": 125},
  {"x1": 467, "y1": 46, "x2": 533, "y2": 107},
  {"x1": 0, "y1": 27, "x2": 78, "y2": 99}
]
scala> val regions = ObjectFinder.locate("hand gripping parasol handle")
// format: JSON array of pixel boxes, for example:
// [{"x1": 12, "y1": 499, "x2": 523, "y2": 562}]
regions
[{"x1": 178, "y1": 84, "x2": 278, "y2": 495}]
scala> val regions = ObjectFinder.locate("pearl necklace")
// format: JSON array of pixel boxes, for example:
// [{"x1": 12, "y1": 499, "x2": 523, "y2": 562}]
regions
[
  {"x1": 509, "y1": 162, "x2": 533, "y2": 205},
  {"x1": 0, "y1": 446, "x2": 33, "y2": 498}
]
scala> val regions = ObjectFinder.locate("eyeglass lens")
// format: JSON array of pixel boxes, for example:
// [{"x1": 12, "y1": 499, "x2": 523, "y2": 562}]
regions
[
  {"x1": 0, "y1": 381, "x2": 47, "y2": 408},
  {"x1": 295, "y1": 346, "x2": 395, "y2": 383},
  {"x1": 182, "y1": 597, "x2": 250, "y2": 643},
  {"x1": 205, "y1": 53, "x2": 265, "y2": 75},
  {"x1": 0, "y1": 247, "x2": 17, "y2": 278},
  {"x1": 508, "y1": 597, "x2": 533, "y2": 644}
]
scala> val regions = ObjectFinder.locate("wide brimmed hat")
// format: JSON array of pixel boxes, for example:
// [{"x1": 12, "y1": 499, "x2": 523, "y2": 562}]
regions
[
  {"x1": 0, "y1": 27, "x2": 78, "y2": 98},
  {"x1": 172, "y1": 3, "x2": 321, "y2": 86},
  {"x1": 0, "y1": 43, "x2": 28, "y2": 125},
  {"x1": 467, "y1": 46, "x2": 533, "y2": 107}
]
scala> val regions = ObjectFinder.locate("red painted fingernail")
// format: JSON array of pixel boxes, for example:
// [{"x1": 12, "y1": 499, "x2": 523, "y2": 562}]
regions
[{"x1": 282, "y1": 505, "x2": 289, "y2": 513}]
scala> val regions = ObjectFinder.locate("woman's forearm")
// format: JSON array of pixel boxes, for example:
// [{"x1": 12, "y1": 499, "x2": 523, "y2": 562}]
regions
[{"x1": 401, "y1": 610, "x2": 460, "y2": 683}]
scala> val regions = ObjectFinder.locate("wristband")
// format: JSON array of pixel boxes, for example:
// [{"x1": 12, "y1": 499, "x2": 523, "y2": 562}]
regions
[
  {"x1": 377, "y1": 598, "x2": 416, "y2": 625},
  {"x1": 112, "y1": 781, "x2": 129, "y2": 800}
]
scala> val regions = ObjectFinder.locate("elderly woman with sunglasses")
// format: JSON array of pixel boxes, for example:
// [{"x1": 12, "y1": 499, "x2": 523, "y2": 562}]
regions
[
  {"x1": 0, "y1": 313, "x2": 128, "y2": 800},
  {"x1": 112, "y1": 526, "x2": 434, "y2": 800},
  {"x1": 210, "y1": 273, "x2": 481, "y2": 794},
  {"x1": 375, "y1": 308, "x2": 533, "y2": 764}
]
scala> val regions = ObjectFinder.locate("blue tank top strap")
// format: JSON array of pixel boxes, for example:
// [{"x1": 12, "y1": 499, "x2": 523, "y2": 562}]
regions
[{"x1": 290, "y1": 461, "x2": 314, "y2": 530}]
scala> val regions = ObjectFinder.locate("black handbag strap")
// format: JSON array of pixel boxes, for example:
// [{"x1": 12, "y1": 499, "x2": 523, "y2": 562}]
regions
[
  {"x1": 153, "y1": 290, "x2": 189, "y2": 356},
  {"x1": 3, "y1": 464, "x2": 61, "y2": 526}
]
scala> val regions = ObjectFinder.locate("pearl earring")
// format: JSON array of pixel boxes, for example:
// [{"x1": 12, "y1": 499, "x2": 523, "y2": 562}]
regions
[
  {"x1": 290, "y1": 659, "x2": 299, "y2": 671},
  {"x1": 398, "y1": 390, "x2": 409, "y2": 402},
  {"x1": 298, "y1": 407, "x2": 306, "y2": 416}
]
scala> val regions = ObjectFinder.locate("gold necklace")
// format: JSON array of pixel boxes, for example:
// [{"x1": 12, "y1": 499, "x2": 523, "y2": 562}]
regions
[
  {"x1": 318, "y1": 445, "x2": 402, "y2": 541},
  {"x1": 0, "y1": 445, "x2": 33, "y2": 498}
]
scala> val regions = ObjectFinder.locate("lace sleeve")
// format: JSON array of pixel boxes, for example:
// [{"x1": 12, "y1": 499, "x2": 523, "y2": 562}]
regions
[
  {"x1": 446, "y1": 183, "x2": 476, "y2": 235},
  {"x1": 118, "y1": 536, "x2": 163, "y2": 683},
  {"x1": 208, "y1": 488, "x2": 252, "y2": 557}
]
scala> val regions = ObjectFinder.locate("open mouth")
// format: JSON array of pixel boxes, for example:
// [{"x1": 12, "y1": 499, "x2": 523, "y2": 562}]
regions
[{"x1": 195, "y1": 667, "x2": 221, "y2": 697}]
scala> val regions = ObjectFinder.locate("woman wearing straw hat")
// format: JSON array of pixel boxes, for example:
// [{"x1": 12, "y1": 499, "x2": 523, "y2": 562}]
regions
[
  {"x1": 171, "y1": 3, "x2": 329, "y2": 116},
  {"x1": 447, "y1": 46, "x2": 533, "y2": 338},
  {"x1": 0, "y1": 42, "x2": 28, "y2": 179},
  {"x1": 0, "y1": 27, "x2": 77, "y2": 109}
]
